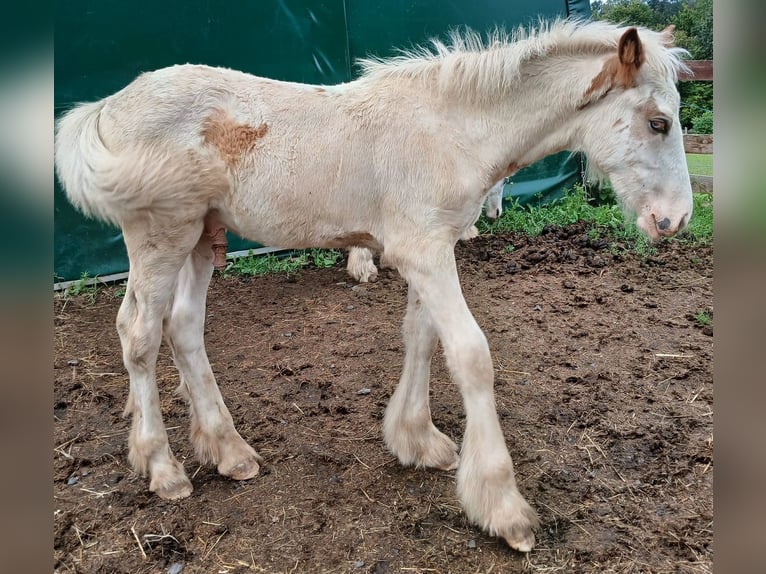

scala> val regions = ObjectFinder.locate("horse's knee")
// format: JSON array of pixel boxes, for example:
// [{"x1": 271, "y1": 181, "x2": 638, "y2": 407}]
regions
[
  {"x1": 124, "y1": 329, "x2": 161, "y2": 370},
  {"x1": 445, "y1": 330, "x2": 494, "y2": 388},
  {"x1": 116, "y1": 291, "x2": 161, "y2": 367}
]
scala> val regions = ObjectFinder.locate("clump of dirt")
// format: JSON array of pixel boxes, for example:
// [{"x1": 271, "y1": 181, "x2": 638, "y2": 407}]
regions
[{"x1": 54, "y1": 224, "x2": 713, "y2": 573}]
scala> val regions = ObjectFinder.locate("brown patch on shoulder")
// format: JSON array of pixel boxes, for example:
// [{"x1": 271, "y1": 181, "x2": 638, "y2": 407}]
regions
[{"x1": 201, "y1": 111, "x2": 269, "y2": 167}]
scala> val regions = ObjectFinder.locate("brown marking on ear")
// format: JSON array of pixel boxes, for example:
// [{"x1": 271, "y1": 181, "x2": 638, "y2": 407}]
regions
[
  {"x1": 580, "y1": 28, "x2": 646, "y2": 107},
  {"x1": 201, "y1": 111, "x2": 269, "y2": 167},
  {"x1": 619, "y1": 28, "x2": 644, "y2": 67},
  {"x1": 315, "y1": 87, "x2": 326, "y2": 93},
  {"x1": 660, "y1": 24, "x2": 676, "y2": 47},
  {"x1": 582, "y1": 56, "x2": 618, "y2": 102}
]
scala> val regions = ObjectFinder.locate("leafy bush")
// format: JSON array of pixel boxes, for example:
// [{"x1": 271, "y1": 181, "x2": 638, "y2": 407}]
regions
[
  {"x1": 692, "y1": 110, "x2": 713, "y2": 134},
  {"x1": 679, "y1": 82, "x2": 713, "y2": 131}
]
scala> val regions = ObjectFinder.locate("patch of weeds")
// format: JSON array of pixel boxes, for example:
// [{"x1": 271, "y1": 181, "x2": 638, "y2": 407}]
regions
[
  {"x1": 226, "y1": 251, "x2": 309, "y2": 277},
  {"x1": 480, "y1": 185, "x2": 622, "y2": 237},
  {"x1": 678, "y1": 193, "x2": 713, "y2": 246},
  {"x1": 479, "y1": 183, "x2": 713, "y2": 256},
  {"x1": 225, "y1": 248, "x2": 343, "y2": 277},
  {"x1": 610, "y1": 223, "x2": 658, "y2": 258},
  {"x1": 113, "y1": 282, "x2": 127, "y2": 299},
  {"x1": 65, "y1": 272, "x2": 99, "y2": 304},
  {"x1": 587, "y1": 182, "x2": 617, "y2": 206},
  {"x1": 308, "y1": 248, "x2": 342, "y2": 269},
  {"x1": 503, "y1": 244, "x2": 515, "y2": 253},
  {"x1": 694, "y1": 310, "x2": 713, "y2": 327}
]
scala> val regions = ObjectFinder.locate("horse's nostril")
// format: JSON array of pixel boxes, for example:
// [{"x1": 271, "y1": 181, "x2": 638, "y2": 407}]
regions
[{"x1": 657, "y1": 217, "x2": 671, "y2": 231}]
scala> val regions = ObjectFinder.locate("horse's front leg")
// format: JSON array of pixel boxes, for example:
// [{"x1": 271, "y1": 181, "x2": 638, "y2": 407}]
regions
[
  {"x1": 402, "y1": 250, "x2": 539, "y2": 552},
  {"x1": 164, "y1": 236, "x2": 262, "y2": 482},
  {"x1": 383, "y1": 284, "x2": 460, "y2": 471}
]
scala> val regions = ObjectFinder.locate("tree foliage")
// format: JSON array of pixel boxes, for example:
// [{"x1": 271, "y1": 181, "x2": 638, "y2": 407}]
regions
[{"x1": 590, "y1": 1, "x2": 713, "y2": 130}]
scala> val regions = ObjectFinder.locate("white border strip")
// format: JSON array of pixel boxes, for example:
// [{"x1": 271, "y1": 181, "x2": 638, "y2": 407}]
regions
[{"x1": 53, "y1": 246, "x2": 287, "y2": 291}]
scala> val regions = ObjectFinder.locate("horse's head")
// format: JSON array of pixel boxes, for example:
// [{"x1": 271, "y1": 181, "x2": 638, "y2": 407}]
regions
[{"x1": 576, "y1": 25, "x2": 693, "y2": 240}]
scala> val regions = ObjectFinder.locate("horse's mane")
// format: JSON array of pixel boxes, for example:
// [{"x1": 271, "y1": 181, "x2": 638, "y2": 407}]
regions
[{"x1": 356, "y1": 19, "x2": 688, "y2": 98}]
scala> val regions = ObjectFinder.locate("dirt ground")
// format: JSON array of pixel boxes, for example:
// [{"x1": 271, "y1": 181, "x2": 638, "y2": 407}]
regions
[{"x1": 54, "y1": 223, "x2": 713, "y2": 573}]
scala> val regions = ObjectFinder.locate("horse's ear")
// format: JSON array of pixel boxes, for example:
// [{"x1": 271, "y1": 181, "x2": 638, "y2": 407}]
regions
[
  {"x1": 618, "y1": 27, "x2": 644, "y2": 69},
  {"x1": 660, "y1": 24, "x2": 676, "y2": 47},
  {"x1": 577, "y1": 27, "x2": 645, "y2": 109}
]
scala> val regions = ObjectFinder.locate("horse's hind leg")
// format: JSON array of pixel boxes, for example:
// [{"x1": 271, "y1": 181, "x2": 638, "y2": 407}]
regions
[
  {"x1": 383, "y1": 285, "x2": 459, "y2": 470},
  {"x1": 118, "y1": 218, "x2": 206, "y2": 500},
  {"x1": 346, "y1": 247, "x2": 378, "y2": 283},
  {"x1": 164, "y1": 234, "x2": 262, "y2": 481}
]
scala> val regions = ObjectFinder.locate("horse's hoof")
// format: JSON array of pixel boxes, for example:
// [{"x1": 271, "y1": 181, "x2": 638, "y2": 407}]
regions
[
  {"x1": 502, "y1": 529, "x2": 536, "y2": 553},
  {"x1": 220, "y1": 455, "x2": 262, "y2": 481},
  {"x1": 151, "y1": 475, "x2": 193, "y2": 500},
  {"x1": 365, "y1": 269, "x2": 379, "y2": 283},
  {"x1": 495, "y1": 499, "x2": 539, "y2": 553},
  {"x1": 433, "y1": 451, "x2": 460, "y2": 471}
]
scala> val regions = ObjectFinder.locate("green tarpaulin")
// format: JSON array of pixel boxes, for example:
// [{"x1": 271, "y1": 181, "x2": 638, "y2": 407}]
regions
[{"x1": 54, "y1": 0, "x2": 591, "y2": 281}]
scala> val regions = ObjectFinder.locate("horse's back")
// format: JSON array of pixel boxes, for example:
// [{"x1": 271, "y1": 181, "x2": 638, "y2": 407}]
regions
[
  {"x1": 99, "y1": 64, "x2": 262, "y2": 150},
  {"x1": 54, "y1": 65, "x2": 249, "y2": 226}
]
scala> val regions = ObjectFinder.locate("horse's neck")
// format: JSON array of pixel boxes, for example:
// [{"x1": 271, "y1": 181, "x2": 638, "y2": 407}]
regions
[{"x1": 443, "y1": 50, "x2": 606, "y2": 180}]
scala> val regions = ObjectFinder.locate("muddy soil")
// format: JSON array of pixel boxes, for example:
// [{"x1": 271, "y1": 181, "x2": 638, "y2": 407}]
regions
[{"x1": 54, "y1": 223, "x2": 713, "y2": 573}]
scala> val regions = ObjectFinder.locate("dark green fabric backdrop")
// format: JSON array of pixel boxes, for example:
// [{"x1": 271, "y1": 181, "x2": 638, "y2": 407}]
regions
[{"x1": 54, "y1": 0, "x2": 591, "y2": 281}]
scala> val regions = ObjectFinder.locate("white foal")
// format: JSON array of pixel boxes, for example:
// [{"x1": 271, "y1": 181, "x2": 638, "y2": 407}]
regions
[{"x1": 55, "y1": 20, "x2": 691, "y2": 552}]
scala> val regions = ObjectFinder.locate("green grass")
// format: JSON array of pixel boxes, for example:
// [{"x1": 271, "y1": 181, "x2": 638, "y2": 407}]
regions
[
  {"x1": 225, "y1": 248, "x2": 342, "y2": 277},
  {"x1": 683, "y1": 193, "x2": 714, "y2": 245},
  {"x1": 64, "y1": 272, "x2": 100, "y2": 304},
  {"x1": 693, "y1": 310, "x2": 713, "y2": 327},
  {"x1": 478, "y1": 185, "x2": 625, "y2": 237},
  {"x1": 477, "y1": 184, "x2": 713, "y2": 253},
  {"x1": 686, "y1": 153, "x2": 713, "y2": 176}
]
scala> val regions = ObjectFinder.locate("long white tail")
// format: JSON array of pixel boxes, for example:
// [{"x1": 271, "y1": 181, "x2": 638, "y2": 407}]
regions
[{"x1": 54, "y1": 101, "x2": 228, "y2": 226}]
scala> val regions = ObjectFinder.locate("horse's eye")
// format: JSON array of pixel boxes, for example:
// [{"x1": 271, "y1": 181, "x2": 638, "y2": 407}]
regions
[{"x1": 649, "y1": 118, "x2": 669, "y2": 134}]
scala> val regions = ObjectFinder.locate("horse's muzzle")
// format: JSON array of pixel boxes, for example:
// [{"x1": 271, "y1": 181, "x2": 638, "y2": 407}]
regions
[{"x1": 653, "y1": 212, "x2": 689, "y2": 237}]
